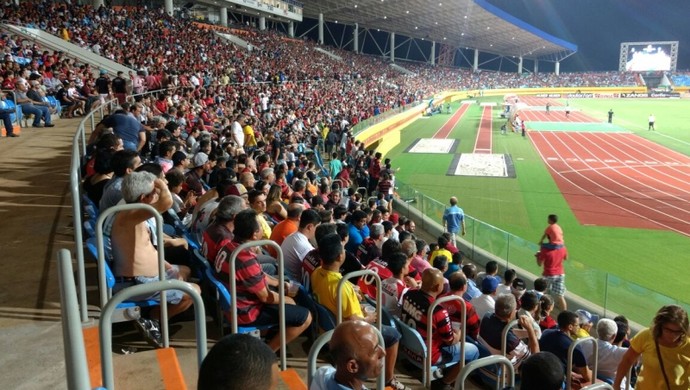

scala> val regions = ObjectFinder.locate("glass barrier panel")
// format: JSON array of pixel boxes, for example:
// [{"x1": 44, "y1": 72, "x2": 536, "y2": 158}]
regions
[
  {"x1": 473, "y1": 220, "x2": 509, "y2": 261},
  {"x1": 563, "y1": 260, "x2": 608, "y2": 313},
  {"x1": 605, "y1": 273, "x2": 680, "y2": 325},
  {"x1": 505, "y1": 235, "x2": 542, "y2": 276}
]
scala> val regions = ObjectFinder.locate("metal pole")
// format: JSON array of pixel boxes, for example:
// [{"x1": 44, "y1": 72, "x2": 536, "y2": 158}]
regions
[{"x1": 229, "y1": 240, "x2": 287, "y2": 370}]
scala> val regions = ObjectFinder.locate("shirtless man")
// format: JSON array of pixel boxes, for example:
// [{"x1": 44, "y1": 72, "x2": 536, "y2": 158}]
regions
[{"x1": 111, "y1": 171, "x2": 200, "y2": 347}]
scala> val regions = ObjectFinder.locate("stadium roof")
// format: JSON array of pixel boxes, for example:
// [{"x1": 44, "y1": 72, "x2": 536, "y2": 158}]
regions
[{"x1": 299, "y1": 0, "x2": 577, "y2": 61}]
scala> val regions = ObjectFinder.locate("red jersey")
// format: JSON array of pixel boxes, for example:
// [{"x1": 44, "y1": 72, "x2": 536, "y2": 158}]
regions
[
  {"x1": 357, "y1": 258, "x2": 392, "y2": 299},
  {"x1": 215, "y1": 241, "x2": 267, "y2": 324}
]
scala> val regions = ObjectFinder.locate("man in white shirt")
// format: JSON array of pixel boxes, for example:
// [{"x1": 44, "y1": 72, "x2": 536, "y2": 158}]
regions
[
  {"x1": 231, "y1": 114, "x2": 245, "y2": 148},
  {"x1": 473, "y1": 276, "x2": 499, "y2": 320},
  {"x1": 580, "y1": 318, "x2": 628, "y2": 387},
  {"x1": 281, "y1": 209, "x2": 321, "y2": 282}
]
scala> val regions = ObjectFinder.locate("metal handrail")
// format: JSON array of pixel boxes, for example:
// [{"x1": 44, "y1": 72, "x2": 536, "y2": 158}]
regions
[
  {"x1": 426, "y1": 295, "x2": 466, "y2": 388},
  {"x1": 454, "y1": 355, "x2": 514, "y2": 390},
  {"x1": 307, "y1": 326, "x2": 386, "y2": 389},
  {"x1": 70, "y1": 96, "x2": 118, "y2": 323},
  {"x1": 499, "y1": 319, "x2": 519, "y2": 389},
  {"x1": 337, "y1": 270, "x2": 382, "y2": 330},
  {"x1": 228, "y1": 240, "x2": 286, "y2": 371},
  {"x1": 99, "y1": 280, "x2": 207, "y2": 390},
  {"x1": 336, "y1": 269, "x2": 383, "y2": 390},
  {"x1": 94, "y1": 203, "x2": 169, "y2": 343},
  {"x1": 57, "y1": 248, "x2": 91, "y2": 390},
  {"x1": 567, "y1": 336, "x2": 598, "y2": 390}
]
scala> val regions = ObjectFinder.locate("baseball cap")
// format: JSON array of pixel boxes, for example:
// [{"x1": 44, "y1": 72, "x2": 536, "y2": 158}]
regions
[
  {"x1": 99, "y1": 69, "x2": 107, "y2": 75},
  {"x1": 481, "y1": 276, "x2": 499, "y2": 294},
  {"x1": 172, "y1": 151, "x2": 189, "y2": 166},
  {"x1": 576, "y1": 309, "x2": 597, "y2": 325},
  {"x1": 225, "y1": 183, "x2": 248, "y2": 197},
  {"x1": 192, "y1": 152, "x2": 209, "y2": 168},
  {"x1": 389, "y1": 213, "x2": 399, "y2": 225},
  {"x1": 511, "y1": 278, "x2": 526, "y2": 293}
]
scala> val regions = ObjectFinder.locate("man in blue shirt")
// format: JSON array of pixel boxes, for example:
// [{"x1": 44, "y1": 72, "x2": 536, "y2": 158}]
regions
[
  {"x1": 539, "y1": 311, "x2": 592, "y2": 386},
  {"x1": 442, "y1": 196, "x2": 466, "y2": 246}
]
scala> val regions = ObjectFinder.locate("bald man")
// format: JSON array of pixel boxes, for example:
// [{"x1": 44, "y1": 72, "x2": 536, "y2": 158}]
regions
[
  {"x1": 442, "y1": 196, "x2": 465, "y2": 246},
  {"x1": 401, "y1": 268, "x2": 479, "y2": 389},
  {"x1": 310, "y1": 320, "x2": 386, "y2": 390}
]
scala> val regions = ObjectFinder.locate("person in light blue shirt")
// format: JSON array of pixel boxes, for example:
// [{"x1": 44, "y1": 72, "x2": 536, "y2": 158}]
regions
[{"x1": 442, "y1": 196, "x2": 466, "y2": 246}]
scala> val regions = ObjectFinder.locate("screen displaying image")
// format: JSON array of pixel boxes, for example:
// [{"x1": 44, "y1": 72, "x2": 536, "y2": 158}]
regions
[{"x1": 626, "y1": 44, "x2": 672, "y2": 71}]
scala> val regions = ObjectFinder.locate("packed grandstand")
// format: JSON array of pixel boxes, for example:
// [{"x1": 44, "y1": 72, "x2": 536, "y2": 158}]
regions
[{"x1": 2, "y1": 1, "x2": 689, "y2": 390}]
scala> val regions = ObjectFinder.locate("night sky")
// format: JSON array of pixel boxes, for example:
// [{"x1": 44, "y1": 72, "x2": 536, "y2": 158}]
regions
[{"x1": 485, "y1": 0, "x2": 690, "y2": 72}]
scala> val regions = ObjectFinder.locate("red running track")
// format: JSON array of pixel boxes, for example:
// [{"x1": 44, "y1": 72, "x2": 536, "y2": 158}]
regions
[
  {"x1": 433, "y1": 103, "x2": 469, "y2": 139},
  {"x1": 517, "y1": 96, "x2": 563, "y2": 107},
  {"x1": 473, "y1": 106, "x2": 493, "y2": 154},
  {"x1": 519, "y1": 109, "x2": 596, "y2": 123},
  {"x1": 530, "y1": 131, "x2": 690, "y2": 236}
]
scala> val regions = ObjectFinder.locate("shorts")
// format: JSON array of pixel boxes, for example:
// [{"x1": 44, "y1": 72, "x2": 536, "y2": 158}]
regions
[
  {"x1": 436, "y1": 341, "x2": 480, "y2": 365},
  {"x1": 246, "y1": 303, "x2": 310, "y2": 327},
  {"x1": 545, "y1": 274, "x2": 566, "y2": 296},
  {"x1": 113, "y1": 265, "x2": 185, "y2": 305}
]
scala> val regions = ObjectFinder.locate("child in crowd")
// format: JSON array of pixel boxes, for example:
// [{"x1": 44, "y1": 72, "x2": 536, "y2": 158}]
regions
[
  {"x1": 573, "y1": 309, "x2": 595, "y2": 339},
  {"x1": 381, "y1": 252, "x2": 417, "y2": 317},
  {"x1": 497, "y1": 268, "x2": 516, "y2": 296},
  {"x1": 538, "y1": 294, "x2": 557, "y2": 331},
  {"x1": 432, "y1": 255, "x2": 450, "y2": 293},
  {"x1": 532, "y1": 277, "x2": 548, "y2": 299},
  {"x1": 444, "y1": 251, "x2": 462, "y2": 279}
]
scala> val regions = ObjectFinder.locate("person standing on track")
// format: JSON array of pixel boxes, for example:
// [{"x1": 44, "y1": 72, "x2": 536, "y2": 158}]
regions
[
  {"x1": 608, "y1": 109, "x2": 614, "y2": 124},
  {"x1": 536, "y1": 214, "x2": 568, "y2": 311},
  {"x1": 546, "y1": 102, "x2": 551, "y2": 114},
  {"x1": 648, "y1": 114, "x2": 656, "y2": 131},
  {"x1": 565, "y1": 101, "x2": 570, "y2": 118}
]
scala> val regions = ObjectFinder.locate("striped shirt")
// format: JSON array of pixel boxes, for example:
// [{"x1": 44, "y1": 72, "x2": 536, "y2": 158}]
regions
[{"x1": 216, "y1": 241, "x2": 267, "y2": 324}]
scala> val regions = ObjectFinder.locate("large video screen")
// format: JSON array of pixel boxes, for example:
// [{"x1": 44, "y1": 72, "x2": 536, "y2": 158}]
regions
[{"x1": 625, "y1": 43, "x2": 672, "y2": 71}]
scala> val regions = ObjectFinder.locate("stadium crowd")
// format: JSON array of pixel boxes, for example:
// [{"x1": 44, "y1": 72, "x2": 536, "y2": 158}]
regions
[{"x1": 2, "y1": 1, "x2": 688, "y2": 389}]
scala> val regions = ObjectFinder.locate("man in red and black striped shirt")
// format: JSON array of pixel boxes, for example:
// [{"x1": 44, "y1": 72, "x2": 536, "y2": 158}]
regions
[
  {"x1": 215, "y1": 209, "x2": 312, "y2": 351},
  {"x1": 401, "y1": 269, "x2": 479, "y2": 389}
]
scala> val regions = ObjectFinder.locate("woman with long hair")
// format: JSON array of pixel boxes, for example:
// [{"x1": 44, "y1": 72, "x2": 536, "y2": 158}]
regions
[
  {"x1": 614, "y1": 305, "x2": 690, "y2": 389},
  {"x1": 265, "y1": 184, "x2": 287, "y2": 222}
]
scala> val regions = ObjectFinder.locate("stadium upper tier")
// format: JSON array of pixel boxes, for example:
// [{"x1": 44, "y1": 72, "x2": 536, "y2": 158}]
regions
[
  {"x1": 1, "y1": 2, "x2": 638, "y2": 128},
  {"x1": 300, "y1": 0, "x2": 577, "y2": 60}
]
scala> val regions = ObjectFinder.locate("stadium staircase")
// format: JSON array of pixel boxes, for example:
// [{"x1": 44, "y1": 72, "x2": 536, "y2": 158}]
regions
[
  {"x1": 390, "y1": 63, "x2": 416, "y2": 76},
  {"x1": 314, "y1": 47, "x2": 343, "y2": 61},
  {"x1": 215, "y1": 31, "x2": 252, "y2": 51},
  {"x1": 0, "y1": 23, "x2": 134, "y2": 76}
]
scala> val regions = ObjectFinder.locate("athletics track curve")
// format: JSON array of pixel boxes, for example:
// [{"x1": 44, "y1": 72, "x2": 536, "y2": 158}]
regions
[{"x1": 530, "y1": 131, "x2": 690, "y2": 237}]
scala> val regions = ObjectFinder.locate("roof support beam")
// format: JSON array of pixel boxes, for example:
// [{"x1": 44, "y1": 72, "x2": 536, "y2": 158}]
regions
[
  {"x1": 390, "y1": 32, "x2": 395, "y2": 62},
  {"x1": 430, "y1": 41, "x2": 435, "y2": 65}
]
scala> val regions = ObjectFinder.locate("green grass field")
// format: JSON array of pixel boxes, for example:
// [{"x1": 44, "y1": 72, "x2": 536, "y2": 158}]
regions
[{"x1": 385, "y1": 97, "x2": 690, "y2": 323}]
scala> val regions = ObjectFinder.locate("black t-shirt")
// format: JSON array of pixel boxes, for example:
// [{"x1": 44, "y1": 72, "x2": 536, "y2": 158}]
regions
[
  {"x1": 95, "y1": 76, "x2": 110, "y2": 94},
  {"x1": 111, "y1": 77, "x2": 127, "y2": 93},
  {"x1": 56, "y1": 88, "x2": 70, "y2": 104}
]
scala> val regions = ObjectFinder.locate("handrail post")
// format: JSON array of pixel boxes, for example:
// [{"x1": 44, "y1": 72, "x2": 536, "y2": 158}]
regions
[
  {"x1": 500, "y1": 319, "x2": 519, "y2": 389},
  {"x1": 455, "y1": 355, "x2": 514, "y2": 390},
  {"x1": 336, "y1": 269, "x2": 383, "y2": 390},
  {"x1": 567, "y1": 336, "x2": 598, "y2": 390},
  {"x1": 229, "y1": 240, "x2": 286, "y2": 371},
  {"x1": 57, "y1": 249, "x2": 91, "y2": 389},
  {"x1": 427, "y1": 295, "x2": 466, "y2": 389},
  {"x1": 99, "y1": 280, "x2": 207, "y2": 390}
]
